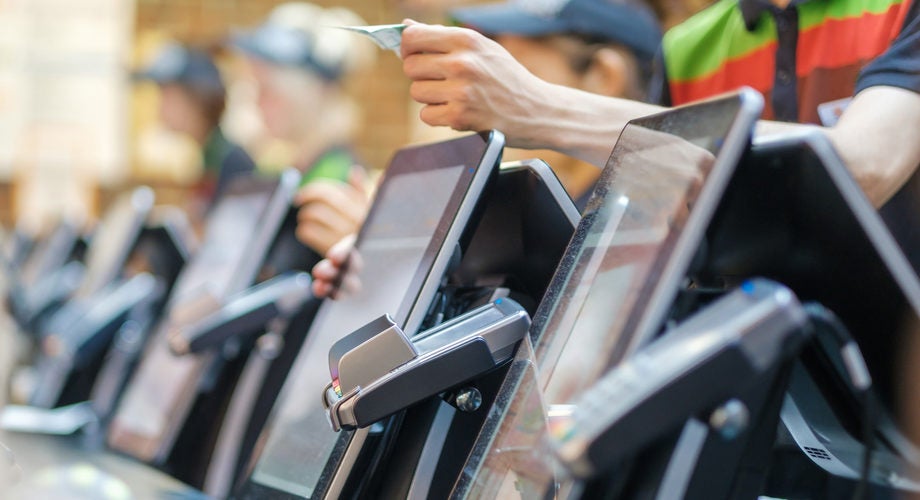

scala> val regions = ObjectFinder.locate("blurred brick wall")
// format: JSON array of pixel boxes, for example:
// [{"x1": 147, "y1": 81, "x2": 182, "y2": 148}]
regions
[{"x1": 135, "y1": 0, "x2": 414, "y2": 172}]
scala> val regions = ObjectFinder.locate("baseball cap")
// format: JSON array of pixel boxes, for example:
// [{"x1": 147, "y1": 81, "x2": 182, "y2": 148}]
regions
[
  {"x1": 134, "y1": 43, "x2": 225, "y2": 95},
  {"x1": 451, "y1": 0, "x2": 662, "y2": 61},
  {"x1": 231, "y1": 2, "x2": 369, "y2": 82}
]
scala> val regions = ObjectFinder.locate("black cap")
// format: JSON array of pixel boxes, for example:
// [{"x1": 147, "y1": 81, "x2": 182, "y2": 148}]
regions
[
  {"x1": 134, "y1": 43, "x2": 225, "y2": 95},
  {"x1": 451, "y1": 0, "x2": 662, "y2": 61}
]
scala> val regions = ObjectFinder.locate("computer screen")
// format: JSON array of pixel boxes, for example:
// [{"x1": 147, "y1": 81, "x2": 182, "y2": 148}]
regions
[
  {"x1": 18, "y1": 220, "x2": 82, "y2": 290},
  {"x1": 242, "y1": 132, "x2": 503, "y2": 499},
  {"x1": 454, "y1": 91, "x2": 761, "y2": 498},
  {"x1": 76, "y1": 187, "x2": 154, "y2": 298},
  {"x1": 171, "y1": 190, "x2": 273, "y2": 306},
  {"x1": 108, "y1": 177, "x2": 287, "y2": 461}
]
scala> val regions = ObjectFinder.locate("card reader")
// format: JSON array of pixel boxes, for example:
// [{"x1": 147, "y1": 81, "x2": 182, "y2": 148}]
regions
[{"x1": 323, "y1": 298, "x2": 531, "y2": 431}]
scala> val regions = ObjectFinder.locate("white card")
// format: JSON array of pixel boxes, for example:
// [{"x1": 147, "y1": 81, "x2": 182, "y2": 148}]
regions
[{"x1": 337, "y1": 24, "x2": 407, "y2": 57}]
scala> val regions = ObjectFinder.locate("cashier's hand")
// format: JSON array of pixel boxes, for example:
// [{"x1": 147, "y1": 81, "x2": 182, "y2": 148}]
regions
[
  {"x1": 295, "y1": 168, "x2": 369, "y2": 256},
  {"x1": 311, "y1": 234, "x2": 363, "y2": 299},
  {"x1": 401, "y1": 20, "x2": 555, "y2": 149}
]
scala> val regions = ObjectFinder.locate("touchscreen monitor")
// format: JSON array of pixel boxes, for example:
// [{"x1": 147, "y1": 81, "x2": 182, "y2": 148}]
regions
[
  {"x1": 18, "y1": 219, "x2": 83, "y2": 290},
  {"x1": 239, "y1": 131, "x2": 504, "y2": 499},
  {"x1": 76, "y1": 187, "x2": 155, "y2": 298},
  {"x1": 452, "y1": 90, "x2": 762, "y2": 498},
  {"x1": 108, "y1": 173, "x2": 298, "y2": 462}
]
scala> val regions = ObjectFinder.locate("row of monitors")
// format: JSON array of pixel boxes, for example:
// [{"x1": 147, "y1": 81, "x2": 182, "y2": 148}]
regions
[
  {"x1": 8, "y1": 87, "x2": 919, "y2": 498},
  {"x1": 5, "y1": 129, "x2": 512, "y2": 492},
  {"x1": 240, "y1": 91, "x2": 762, "y2": 498},
  {"x1": 237, "y1": 88, "x2": 920, "y2": 498},
  {"x1": 6, "y1": 186, "x2": 158, "y2": 331}
]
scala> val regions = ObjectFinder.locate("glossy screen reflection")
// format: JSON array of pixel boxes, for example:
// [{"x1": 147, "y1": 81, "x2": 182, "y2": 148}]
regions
[
  {"x1": 108, "y1": 190, "x2": 275, "y2": 458},
  {"x1": 76, "y1": 189, "x2": 152, "y2": 298},
  {"x1": 250, "y1": 165, "x2": 468, "y2": 497},
  {"x1": 461, "y1": 104, "x2": 745, "y2": 498}
]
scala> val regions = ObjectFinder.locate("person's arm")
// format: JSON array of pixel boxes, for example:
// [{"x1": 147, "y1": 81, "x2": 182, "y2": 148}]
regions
[
  {"x1": 401, "y1": 22, "x2": 920, "y2": 207},
  {"x1": 401, "y1": 21, "x2": 663, "y2": 167},
  {"x1": 759, "y1": 86, "x2": 920, "y2": 207},
  {"x1": 823, "y1": 86, "x2": 920, "y2": 206}
]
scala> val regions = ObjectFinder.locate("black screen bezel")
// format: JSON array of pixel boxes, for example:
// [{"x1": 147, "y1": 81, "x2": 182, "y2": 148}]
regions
[{"x1": 237, "y1": 131, "x2": 503, "y2": 499}]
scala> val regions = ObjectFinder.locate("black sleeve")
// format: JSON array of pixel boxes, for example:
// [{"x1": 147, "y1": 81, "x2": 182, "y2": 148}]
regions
[
  {"x1": 647, "y1": 47, "x2": 672, "y2": 106},
  {"x1": 855, "y1": 0, "x2": 920, "y2": 94}
]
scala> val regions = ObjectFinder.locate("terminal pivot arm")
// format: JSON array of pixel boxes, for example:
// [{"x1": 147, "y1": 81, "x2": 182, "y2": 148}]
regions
[
  {"x1": 168, "y1": 272, "x2": 313, "y2": 355},
  {"x1": 551, "y1": 279, "x2": 810, "y2": 478}
]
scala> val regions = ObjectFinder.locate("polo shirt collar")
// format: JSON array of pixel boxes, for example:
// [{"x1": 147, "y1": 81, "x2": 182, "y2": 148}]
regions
[
  {"x1": 739, "y1": 0, "x2": 813, "y2": 31},
  {"x1": 740, "y1": 0, "x2": 769, "y2": 30}
]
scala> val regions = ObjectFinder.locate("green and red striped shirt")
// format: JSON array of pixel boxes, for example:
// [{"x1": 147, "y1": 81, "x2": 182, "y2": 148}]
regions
[{"x1": 657, "y1": 0, "x2": 915, "y2": 123}]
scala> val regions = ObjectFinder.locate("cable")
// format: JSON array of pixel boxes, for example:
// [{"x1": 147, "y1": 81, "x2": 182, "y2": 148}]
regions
[{"x1": 803, "y1": 303, "x2": 875, "y2": 500}]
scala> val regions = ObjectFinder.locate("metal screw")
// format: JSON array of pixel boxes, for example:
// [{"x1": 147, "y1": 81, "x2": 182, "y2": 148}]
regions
[
  {"x1": 454, "y1": 387, "x2": 483, "y2": 412},
  {"x1": 257, "y1": 332, "x2": 284, "y2": 360},
  {"x1": 709, "y1": 399, "x2": 750, "y2": 440}
]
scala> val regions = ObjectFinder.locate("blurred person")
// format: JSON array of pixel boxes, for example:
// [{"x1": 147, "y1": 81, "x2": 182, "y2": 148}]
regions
[
  {"x1": 233, "y1": 2, "x2": 374, "y2": 256},
  {"x1": 136, "y1": 43, "x2": 256, "y2": 224},
  {"x1": 450, "y1": 0, "x2": 661, "y2": 205}
]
